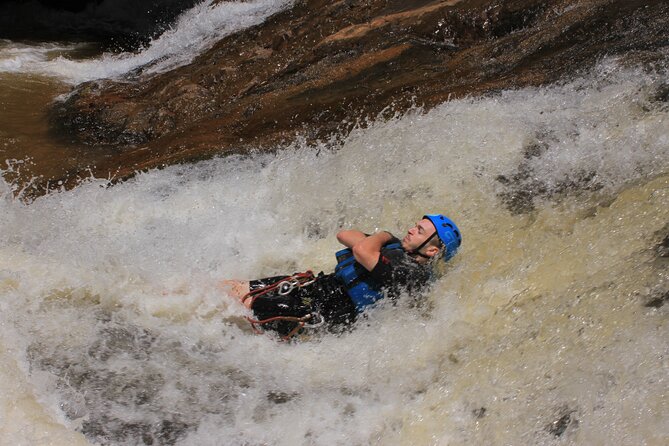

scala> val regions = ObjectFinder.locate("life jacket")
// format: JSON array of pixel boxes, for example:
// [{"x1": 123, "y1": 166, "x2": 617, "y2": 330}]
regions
[{"x1": 334, "y1": 242, "x2": 403, "y2": 312}]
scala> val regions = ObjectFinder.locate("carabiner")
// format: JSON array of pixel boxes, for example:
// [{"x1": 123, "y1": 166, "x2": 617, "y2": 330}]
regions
[
  {"x1": 277, "y1": 279, "x2": 298, "y2": 295},
  {"x1": 302, "y1": 312, "x2": 325, "y2": 329}
]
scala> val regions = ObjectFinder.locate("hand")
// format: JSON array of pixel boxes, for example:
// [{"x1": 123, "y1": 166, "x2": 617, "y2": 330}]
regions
[{"x1": 352, "y1": 231, "x2": 393, "y2": 271}]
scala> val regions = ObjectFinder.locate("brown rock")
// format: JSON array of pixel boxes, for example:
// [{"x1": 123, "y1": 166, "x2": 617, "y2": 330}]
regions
[{"x1": 46, "y1": 0, "x2": 669, "y2": 191}]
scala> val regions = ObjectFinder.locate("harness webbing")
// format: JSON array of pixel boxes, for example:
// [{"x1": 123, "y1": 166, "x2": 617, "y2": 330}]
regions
[
  {"x1": 246, "y1": 314, "x2": 317, "y2": 340},
  {"x1": 241, "y1": 271, "x2": 321, "y2": 340}
]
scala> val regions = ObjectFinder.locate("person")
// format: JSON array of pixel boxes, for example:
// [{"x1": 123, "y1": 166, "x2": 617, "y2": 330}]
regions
[{"x1": 220, "y1": 214, "x2": 462, "y2": 338}]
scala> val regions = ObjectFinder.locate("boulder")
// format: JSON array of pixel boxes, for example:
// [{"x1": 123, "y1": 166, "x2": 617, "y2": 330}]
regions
[{"x1": 47, "y1": 0, "x2": 669, "y2": 190}]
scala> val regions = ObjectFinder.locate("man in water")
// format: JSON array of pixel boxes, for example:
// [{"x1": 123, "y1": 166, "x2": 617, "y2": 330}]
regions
[{"x1": 221, "y1": 214, "x2": 461, "y2": 338}]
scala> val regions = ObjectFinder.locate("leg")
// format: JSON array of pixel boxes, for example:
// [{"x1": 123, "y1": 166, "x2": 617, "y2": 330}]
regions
[{"x1": 218, "y1": 280, "x2": 252, "y2": 308}]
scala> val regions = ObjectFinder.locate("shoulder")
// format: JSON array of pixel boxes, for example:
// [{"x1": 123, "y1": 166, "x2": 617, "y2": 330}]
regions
[{"x1": 371, "y1": 244, "x2": 431, "y2": 287}]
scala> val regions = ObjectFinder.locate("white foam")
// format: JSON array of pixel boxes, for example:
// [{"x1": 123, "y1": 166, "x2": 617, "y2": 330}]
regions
[
  {"x1": 0, "y1": 40, "x2": 84, "y2": 72},
  {"x1": 0, "y1": 59, "x2": 668, "y2": 445},
  {"x1": 0, "y1": 0, "x2": 293, "y2": 84}
]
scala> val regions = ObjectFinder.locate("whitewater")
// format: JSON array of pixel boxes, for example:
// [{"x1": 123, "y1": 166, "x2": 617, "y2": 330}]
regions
[
  {"x1": 0, "y1": 1, "x2": 667, "y2": 445},
  {"x1": 0, "y1": 0, "x2": 294, "y2": 84}
]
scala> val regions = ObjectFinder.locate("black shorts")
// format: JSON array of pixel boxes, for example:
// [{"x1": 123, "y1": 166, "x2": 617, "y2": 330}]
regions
[
  {"x1": 247, "y1": 275, "x2": 314, "y2": 336},
  {"x1": 249, "y1": 275, "x2": 313, "y2": 319},
  {"x1": 248, "y1": 274, "x2": 357, "y2": 335}
]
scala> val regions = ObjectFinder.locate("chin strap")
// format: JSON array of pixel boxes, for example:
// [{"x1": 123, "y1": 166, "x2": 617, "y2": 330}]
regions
[{"x1": 409, "y1": 231, "x2": 439, "y2": 259}]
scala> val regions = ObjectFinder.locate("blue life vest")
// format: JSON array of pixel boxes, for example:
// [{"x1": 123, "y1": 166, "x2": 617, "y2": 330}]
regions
[{"x1": 334, "y1": 242, "x2": 403, "y2": 312}]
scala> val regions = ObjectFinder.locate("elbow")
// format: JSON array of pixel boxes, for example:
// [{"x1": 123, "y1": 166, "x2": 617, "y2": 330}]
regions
[{"x1": 351, "y1": 241, "x2": 376, "y2": 271}]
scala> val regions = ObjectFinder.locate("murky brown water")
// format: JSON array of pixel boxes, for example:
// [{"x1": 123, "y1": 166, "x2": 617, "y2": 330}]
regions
[
  {"x1": 0, "y1": 42, "x2": 106, "y2": 195},
  {"x1": 1, "y1": 74, "x2": 68, "y2": 181},
  {"x1": 0, "y1": 73, "x2": 109, "y2": 195},
  {"x1": 0, "y1": 29, "x2": 667, "y2": 446}
]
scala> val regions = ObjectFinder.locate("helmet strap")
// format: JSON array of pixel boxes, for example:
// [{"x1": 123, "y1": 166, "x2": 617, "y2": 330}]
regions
[{"x1": 409, "y1": 231, "x2": 438, "y2": 259}]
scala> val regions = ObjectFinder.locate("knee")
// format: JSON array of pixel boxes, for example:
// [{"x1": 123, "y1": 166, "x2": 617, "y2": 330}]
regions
[{"x1": 219, "y1": 280, "x2": 250, "y2": 304}]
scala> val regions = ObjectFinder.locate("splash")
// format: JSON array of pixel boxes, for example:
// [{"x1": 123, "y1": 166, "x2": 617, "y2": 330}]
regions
[
  {"x1": 0, "y1": 0, "x2": 294, "y2": 84},
  {"x1": 0, "y1": 59, "x2": 668, "y2": 445}
]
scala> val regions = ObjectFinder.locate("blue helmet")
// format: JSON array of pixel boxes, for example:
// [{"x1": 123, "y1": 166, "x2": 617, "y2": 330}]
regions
[{"x1": 423, "y1": 214, "x2": 462, "y2": 262}]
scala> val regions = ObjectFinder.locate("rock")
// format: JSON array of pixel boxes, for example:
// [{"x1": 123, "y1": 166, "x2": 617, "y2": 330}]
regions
[
  {"x1": 42, "y1": 0, "x2": 669, "y2": 192},
  {"x1": 81, "y1": 416, "x2": 189, "y2": 446},
  {"x1": 472, "y1": 407, "x2": 487, "y2": 419},
  {"x1": 546, "y1": 407, "x2": 578, "y2": 437},
  {"x1": 644, "y1": 290, "x2": 668, "y2": 309},
  {"x1": 267, "y1": 390, "x2": 299, "y2": 404},
  {"x1": 27, "y1": 314, "x2": 191, "y2": 446},
  {"x1": 657, "y1": 233, "x2": 669, "y2": 258}
]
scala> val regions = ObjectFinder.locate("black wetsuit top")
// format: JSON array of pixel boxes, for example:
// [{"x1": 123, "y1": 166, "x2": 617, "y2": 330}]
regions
[
  {"x1": 249, "y1": 235, "x2": 432, "y2": 335},
  {"x1": 367, "y1": 236, "x2": 433, "y2": 298}
]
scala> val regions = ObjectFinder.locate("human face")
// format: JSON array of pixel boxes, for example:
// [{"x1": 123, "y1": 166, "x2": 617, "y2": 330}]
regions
[{"x1": 401, "y1": 218, "x2": 437, "y2": 252}]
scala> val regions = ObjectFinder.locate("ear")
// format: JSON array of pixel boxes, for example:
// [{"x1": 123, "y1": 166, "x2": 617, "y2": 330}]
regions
[{"x1": 424, "y1": 245, "x2": 440, "y2": 258}]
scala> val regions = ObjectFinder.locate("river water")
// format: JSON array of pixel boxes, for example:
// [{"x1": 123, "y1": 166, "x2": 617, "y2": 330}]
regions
[{"x1": 0, "y1": 1, "x2": 667, "y2": 445}]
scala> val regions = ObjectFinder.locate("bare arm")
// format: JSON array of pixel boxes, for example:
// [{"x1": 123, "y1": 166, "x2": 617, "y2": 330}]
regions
[
  {"x1": 336, "y1": 229, "x2": 367, "y2": 248},
  {"x1": 352, "y1": 231, "x2": 393, "y2": 271}
]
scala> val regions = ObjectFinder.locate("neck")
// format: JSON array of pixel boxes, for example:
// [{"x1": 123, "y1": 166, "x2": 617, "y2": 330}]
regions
[{"x1": 408, "y1": 250, "x2": 431, "y2": 264}]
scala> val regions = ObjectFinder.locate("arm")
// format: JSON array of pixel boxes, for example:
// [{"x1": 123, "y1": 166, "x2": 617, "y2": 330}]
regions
[
  {"x1": 352, "y1": 231, "x2": 393, "y2": 271},
  {"x1": 336, "y1": 229, "x2": 367, "y2": 248}
]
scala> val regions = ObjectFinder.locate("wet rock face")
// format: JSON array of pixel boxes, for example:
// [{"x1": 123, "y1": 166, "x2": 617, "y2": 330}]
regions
[
  {"x1": 657, "y1": 232, "x2": 669, "y2": 259},
  {"x1": 546, "y1": 407, "x2": 579, "y2": 437},
  {"x1": 495, "y1": 138, "x2": 603, "y2": 215},
  {"x1": 26, "y1": 318, "x2": 182, "y2": 444},
  {"x1": 49, "y1": 0, "x2": 669, "y2": 189},
  {"x1": 642, "y1": 225, "x2": 669, "y2": 309},
  {"x1": 25, "y1": 312, "x2": 228, "y2": 446}
]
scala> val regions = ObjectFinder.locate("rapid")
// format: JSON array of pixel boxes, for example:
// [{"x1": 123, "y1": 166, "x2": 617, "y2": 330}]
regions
[
  {"x1": 0, "y1": 0, "x2": 294, "y2": 84},
  {"x1": 0, "y1": 2, "x2": 667, "y2": 445}
]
